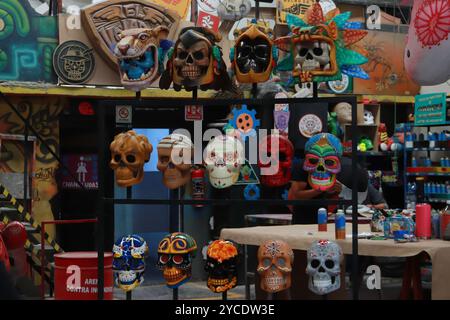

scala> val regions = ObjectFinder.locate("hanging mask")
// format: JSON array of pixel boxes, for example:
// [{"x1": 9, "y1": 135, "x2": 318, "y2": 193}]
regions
[
  {"x1": 257, "y1": 240, "x2": 294, "y2": 293},
  {"x1": 230, "y1": 21, "x2": 276, "y2": 83},
  {"x1": 113, "y1": 26, "x2": 170, "y2": 92},
  {"x1": 204, "y1": 239, "x2": 239, "y2": 293},
  {"x1": 204, "y1": 135, "x2": 245, "y2": 189},
  {"x1": 157, "y1": 133, "x2": 193, "y2": 190},
  {"x1": 112, "y1": 234, "x2": 149, "y2": 292},
  {"x1": 303, "y1": 133, "x2": 343, "y2": 191},
  {"x1": 110, "y1": 130, "x2": 153, "y2": 187},
  {"x1": 275, "y1": 4, "x2": 369, "y2": 84},
  {"x1": 258, "y1": 134, "x2": 294, "y2": 187},
  {"x1": 306, "y1": 239, "x2": 343, "y2": 295},
  {"x1": 157, "y1": 232, "x2": 197, "y2": 288},
  {"x1": 160, "y1": 27, "x2": 232, "y2": 91}
]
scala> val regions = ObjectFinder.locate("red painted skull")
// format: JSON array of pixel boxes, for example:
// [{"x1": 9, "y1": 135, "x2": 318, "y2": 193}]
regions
[{"x1": 258, "y1": 134, "x2": 294, "y2": 187}]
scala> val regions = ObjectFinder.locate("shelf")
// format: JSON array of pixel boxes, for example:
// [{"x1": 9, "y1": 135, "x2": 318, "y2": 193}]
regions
[
  {"x1": 357, "y1": 151, "x2": 400, "y2": 156},
  {"x1": 406, "y1": 192, "x2": 450, "y2": 199},
  {"x1": 406, "y1": 172, "x2": 450, "y2": 177},
  {"x1": 405, "y1": 147, "x2": 448, "y2": 151}
]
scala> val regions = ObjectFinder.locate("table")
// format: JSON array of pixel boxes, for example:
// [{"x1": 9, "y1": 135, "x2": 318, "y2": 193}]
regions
[{"x1": 221, "y1": 223, "x2": 450, "y2": 300}]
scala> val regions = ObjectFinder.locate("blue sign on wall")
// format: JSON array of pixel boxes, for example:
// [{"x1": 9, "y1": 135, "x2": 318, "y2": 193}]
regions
[{"x1": 414, "y1": 93, "x2": 447, "y2": 126}]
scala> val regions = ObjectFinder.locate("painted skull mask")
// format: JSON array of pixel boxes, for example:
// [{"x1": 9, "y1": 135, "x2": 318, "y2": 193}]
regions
[
  {"x1": 160, "y1": 27, "x2": 231, "y2": 91},
  {"x1": 157, "y1": 232, "x2": 197, "y2": 288},
  {"x1": 114, "y1": 26, "x2": 169, "y2": 91},
  {"x1": 258, "y1": 134, "x2": 294, "y2": 187},
  {"x1": 204, "y1": 135, "x2": 245, "y2": 189},
  {"x1": 303, "y1": 133, "x2": 343, "y2": 191},
  {"x1": 306, "y1": 239, "x2": 343, "y2": 295},
  {"x1": 257, "y1": 240, "x2": 294, "y2": 293},
  {"x1": 232, "y1": 23, "x2": 275, "y2": 83},
  {"x1": 205, "y1": 240, "x2": 239, "y2": 293},
  {"x1": 110, "y1": 130, "x2": 153, "y2": 187},
  {"x1": 157, "y1": 134, "x2": 193, "y2": 189},
  {"x1": 112, "y1": 235, "x2": 149, "y2": 292}
]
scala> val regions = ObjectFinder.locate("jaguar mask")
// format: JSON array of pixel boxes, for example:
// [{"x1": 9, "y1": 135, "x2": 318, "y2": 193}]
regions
[
  {"x1": 303, "y1": 133, "x2": 343, "y2": 192},
  {"x1": 114, "y1": 26, "x2": 170, "y2": 92},
  {"x1": 157, "y1": 232, "x2": 197, "y2": 288}
]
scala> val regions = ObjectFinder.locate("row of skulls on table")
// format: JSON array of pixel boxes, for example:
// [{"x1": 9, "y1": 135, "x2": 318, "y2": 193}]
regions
[
  {"x1": 113, "y1": 3, "x2": 369, "y2": 92},
  {"x1": 110, "y1": 130, "x2": 343, "y2": 192},
  {"x1": 112, "y1": 233, "x2": 343, "y2": 296}
]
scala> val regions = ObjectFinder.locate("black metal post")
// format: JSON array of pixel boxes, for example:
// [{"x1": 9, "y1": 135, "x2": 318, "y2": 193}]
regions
[
  {"x1": 255, "y1": 0, "x2": 260, "y2": 19},
  {"x1": 127, "y1": 187, "x2": 132, "y2": 199},
  {"x1": 313, "y1": 82, "x2": 318, "y2": 98},
  {"x1": 173, "y1": 288, "x2": 178, "y2": 300},
  {"x1": 23, "y1": 113, "x2": 29, "y2": 215},
  {"x1": 126, "y1": 291, "x2": 132, "y2": 300},
  {"x1": 97, "y1": 104, "x2": 106, "y2": 300},
  {"x1": 351, "y1": 97, "x2": 359, "y2": 300},
  {"x1": 222, "y1": 292, "x2": 227, "y2": 300}
]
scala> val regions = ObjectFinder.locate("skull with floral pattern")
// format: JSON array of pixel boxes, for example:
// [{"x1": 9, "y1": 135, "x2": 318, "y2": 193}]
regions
[
  {"x1": 303, "y1": 132, "x2": 343, "y2": 191},
  {"x1": 112, "y1": 234, "x2": 149, "y2": 292}
]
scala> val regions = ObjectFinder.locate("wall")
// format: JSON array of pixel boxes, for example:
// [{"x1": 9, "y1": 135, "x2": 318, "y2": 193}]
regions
[
  {"x1": 0, "y1": 96, "x2": 65, "y2": 239},
  {"x1": 0, "y1": 0, "x2": 58, "y2": 83}
]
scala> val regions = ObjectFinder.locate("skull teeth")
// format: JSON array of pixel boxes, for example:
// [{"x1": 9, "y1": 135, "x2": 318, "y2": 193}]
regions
[{"x1": 181, "y1": 66, "x2": 201, "y2": 78}]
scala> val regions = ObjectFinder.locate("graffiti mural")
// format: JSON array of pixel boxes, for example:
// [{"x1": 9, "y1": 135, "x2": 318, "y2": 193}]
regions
[
  {"x1": 0, "y1": 0, "x2": 58, "y2": 82},
  {"x1": 0, "y1": 96, "x2": 65, "y2": 239}
]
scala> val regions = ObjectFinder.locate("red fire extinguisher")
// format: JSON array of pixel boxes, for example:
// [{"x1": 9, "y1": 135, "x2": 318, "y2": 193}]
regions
[{"x1": 191, "y1": 166, "x2": 205, "y2": 208}]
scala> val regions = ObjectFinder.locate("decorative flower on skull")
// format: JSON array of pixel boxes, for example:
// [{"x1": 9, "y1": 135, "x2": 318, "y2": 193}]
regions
[
  {"x1": 110, "y1": 130, "x2": 153, "y2": 187},
  {"x1": 306, "y1": 239, "x2": 343, "y2": 295},
  {"x1": 205, "y1": 239, "x2": 239, "y2": 293},
  {"x1": 257, "y1": 240, "x2": 294, "y2": 293},
  {"x1": 157, "y1": 232, "x2": 197, "y2": 288},
  {"x1": 303, "y1": 133, "x2": 343, "y2": 191},
  {"x1": 112, "y1": 234, "x2": 149, "y2": 292}
]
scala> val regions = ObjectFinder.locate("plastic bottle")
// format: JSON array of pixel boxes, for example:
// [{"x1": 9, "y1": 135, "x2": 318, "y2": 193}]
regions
[
  {"x1": 412, "y1": 157, "x2": 417, "y2": 167},
  {"x1": 317, "y1": 208, "x2": 328, "y2": 232},
  {"x1": 335, "y1": 209, "x2": 346, "y2": 240},
  {"x1": 441, "y1": 157, "x2": 446, "y2": 167}
]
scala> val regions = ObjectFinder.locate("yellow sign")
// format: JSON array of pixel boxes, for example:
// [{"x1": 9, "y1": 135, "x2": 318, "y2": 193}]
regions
[
  {"x1": 151, "y1": 0, "x2": 191, "y2": 19},
  {"x1": 276, "y1": 0, "x2": 315, "y2": 24}
]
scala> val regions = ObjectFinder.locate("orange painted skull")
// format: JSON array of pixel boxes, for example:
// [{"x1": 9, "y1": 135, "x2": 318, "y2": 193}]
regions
[{"x1": 110, "y1": 130, "x2": 153, "y2": 187}]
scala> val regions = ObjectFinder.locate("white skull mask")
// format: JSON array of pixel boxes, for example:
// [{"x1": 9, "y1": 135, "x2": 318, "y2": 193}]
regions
[
  {"x1": 364, "y1": 110, "x2": 374, "y2": 125},
  {"x1": 204, "y1": 135, "x2": 244, "y2": 189},
  {"x1": 306, "y1": 240, "x2": 342, "y2": 295},
  {"x1": 295, "y1": 41, "x2": 331, "y2": 72}
]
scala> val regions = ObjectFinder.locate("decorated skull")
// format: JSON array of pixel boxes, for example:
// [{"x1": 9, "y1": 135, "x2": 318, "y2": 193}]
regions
[
  {"x1": 258, "y1": 134, "x2": 294, "y2": 187},
  {"x1": 294, "y1": 41, "x2": 331, "y2": 73},
  {"x1": 231, "y1": 22, "x2": 275, "y2": 83},
  {"x1": 112, "y1": 235, "x2": 149, "y2": 292},
  {"x1": 364, "y1": 110, "x2": 374, "y2": 125},
  {"x1": 303, "y1": 133, "x2": 343, "y2": 191},
  {"x1": 257, "y1": 240, "x2": 294, "y2": 293},
  {"x1": 204, "y1": 135, "x2": 245, "y2": 189},
  {"x1": 157, "y1": 133, "x2": 193, "y2": 189},
  {"x1": 204, "y1": 239, "x2": 239, "y2": 293},
  {"x1": 113, "y1": 26, "x2": 170, "y2": 92},
  {"x1": 110, "y1": 130, "x2": 153, "y2": 187},
  {"x1": 306, "y1": 239, "x2": 343, "y2": 295},
  {"x1": 157, "y1": 232, "x2": 197, "y2": 288},
  {"x1": 160, "y1": 27, "x2": 231, "y2": 91}
]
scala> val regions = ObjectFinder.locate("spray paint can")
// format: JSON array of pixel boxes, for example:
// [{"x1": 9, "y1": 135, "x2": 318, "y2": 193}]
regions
[
  {"x1": 191, "y1": 167, "x2": 205, "y2": 208},
  {"x1": 335, "y1": 209, "x2": 346, "y2": 240},
  {"x1": 318, "y1": 208, "x2": 328, "y2": 232},
  {"x1": 432, "y1": 210, "x2": 441, "y2": 239}
]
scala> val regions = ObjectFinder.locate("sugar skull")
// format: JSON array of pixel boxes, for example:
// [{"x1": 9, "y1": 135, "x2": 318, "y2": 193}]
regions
[
  {"x1": 157, "y1": 134, "x2": 193, "y2": 190},
  {"x1": 258, "y1": 134, "x2": 294, "y2": 187},
  {"x1": 110, "y1": 130, "x2": 153, "y2": 187},
  {"x1": 204, "y1": 135, "x2": 245, "y2": 189},
  {"x1": 230, "y1": 21, "x2": 276, "y2": 83},
  {"x1": 159, "y1": 27, "x2": 231, "y2": 91},
  {"x1": 257, "y1": 240, "x2": 294, "y2": 293},
  {"x1": 204, "y1": 239, "x2": 239, "y2": 293},
  {"x1": 306, "y1": 239, "x2": 343, "y2": 295},
  {"x1": 113, "y1": 26, "x2": 170, "y2": 92},
  {"x1": 363, "y1": 110, "x2": 374, "y2": 125},
  {"x1": 157, "y1": 232, "x2": 197, "y2": 288},
  {"x1": 303, "y1": 133, "x2": 343, "y2": 191},
  {"x1": 112, "y1": 235, "x2": 149, "y2": 292}
]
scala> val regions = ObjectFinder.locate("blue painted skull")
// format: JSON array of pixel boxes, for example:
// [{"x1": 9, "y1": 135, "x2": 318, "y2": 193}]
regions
[{"x1": 112, "y1": 234, "x2": 149, "y2": 292}]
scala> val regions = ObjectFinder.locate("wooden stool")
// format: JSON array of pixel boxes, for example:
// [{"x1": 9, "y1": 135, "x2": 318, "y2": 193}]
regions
[{"x1": 400, "y1": 252, "x2": 428, "y2": 300}]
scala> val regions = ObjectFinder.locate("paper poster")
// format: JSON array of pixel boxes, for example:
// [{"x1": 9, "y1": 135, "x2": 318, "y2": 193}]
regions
[
  {"x1": 276, "y1": 0, "x2": 315, "y2": 25},
  {"x1": 197, "y1": 10, "x2": 221, "y2": 32},
  {"x1": 151, "y1": 0, "x2": 191, "y2": 18}
]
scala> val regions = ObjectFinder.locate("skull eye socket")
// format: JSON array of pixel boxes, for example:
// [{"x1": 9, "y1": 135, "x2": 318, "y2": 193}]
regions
[
  {"x1": 324, "y1": 159, "x2": 336, "y2": 167},
  {"x1": 254, "y1": 45, "x2": 269, "y2": 58},
  {"x1": 307, "y1": 157, "x2": 319, "y2": 165},
  {"x1": 325, "y1": 259, "x2": 335, "y2": 269},
  {"x1": 160, "y1": 156, "x2": 170, "y2": 164},
  {"x1": 172, "y1": 255, "x2": 183, "y2": 265},
  {"x1": 299, "y1": 48, "x2": 309, "y2": 57},
  {"x1": 277, "y1": 258, "x2": 286, "y2": 267},
  {"x1": 114, "y1": 154, "x2": 121, "y2": 162},
  {"x1": 263, "y1": 258, "x2": 271, "y2": 267},
  {"x1": 311, "y1": 259, "x2": 320, "y2": 268},
  {"x1": 313, "y1": 47, "x2": 323, "y2": 56},
  {"x1": 178, "y1": 51, "x2": 188, "y2": 60},
  {"x1": 193, "y1": 51, "x2": 205, "y2": 60},
  {"x1": 126, "y1": 154, "x2": 136, "y2": 163},
  {"x1": 159, "y1": 254, "x2": 169, "y2": 265}
]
